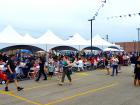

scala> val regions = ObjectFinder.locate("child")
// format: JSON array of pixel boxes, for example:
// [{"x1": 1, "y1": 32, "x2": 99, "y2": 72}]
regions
[
  {"x1": 54, "y1": 60, "x2": 61, "y2": 81},
  {"x1": 48, "y1": 62, "x2": 55, "y2": 78}
]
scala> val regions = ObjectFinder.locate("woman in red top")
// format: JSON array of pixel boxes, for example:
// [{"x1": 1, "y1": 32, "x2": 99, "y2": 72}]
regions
[
  {"x1": 118, "y1": 54, "x2": 123, "y2": 71},
  {"x1": 90, "y1": 57, "x2": 94, "y2": 70}
]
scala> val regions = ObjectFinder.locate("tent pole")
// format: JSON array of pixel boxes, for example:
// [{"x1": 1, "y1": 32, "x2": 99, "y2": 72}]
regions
[{"x1": 79, "y1": 45, "x2": 80, "y2": 51}]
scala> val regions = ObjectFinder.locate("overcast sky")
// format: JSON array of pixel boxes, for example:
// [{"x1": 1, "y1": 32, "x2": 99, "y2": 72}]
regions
[{"x1": 0, "y1": 0, "x2": 139, "y2": 42}]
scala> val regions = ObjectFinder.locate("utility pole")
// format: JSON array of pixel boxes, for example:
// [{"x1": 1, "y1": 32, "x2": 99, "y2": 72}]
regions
[
  {"x1": 137, "y1": 28, "x2": 140, "y2": 55},
  {"x1": 88, "y1": 17, "x2": 95, "y2": 52},
  {"x1": 106, "y1": 34, "x2": 109, "y2": 41}
]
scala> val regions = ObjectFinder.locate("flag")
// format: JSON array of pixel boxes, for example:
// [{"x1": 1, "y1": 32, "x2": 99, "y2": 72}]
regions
[
  {"x1": 69, "y1": 35, "x2": 73, "y2": 38},
  {"x1": 95, "y1": 12, "x2": 98, "y2": 16},
  {"x1": 128, "y1": 14, "x2": 131, "y2": 17},
  {"x1": 107, "y1": 12, "x2": 140, "y2": 20},
  {"x1": 102, "y1": 0, "x2": 106, "y2": 3},
  {"x1": 124, "y1": 15, "x2": 127, "y2": 17}
]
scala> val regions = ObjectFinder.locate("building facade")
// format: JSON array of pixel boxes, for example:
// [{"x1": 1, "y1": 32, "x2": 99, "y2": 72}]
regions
[{"x1": 115, "y1": 42, "x2": 140, "y2": 53}]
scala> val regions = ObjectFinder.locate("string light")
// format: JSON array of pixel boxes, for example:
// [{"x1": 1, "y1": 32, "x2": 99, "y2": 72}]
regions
[{"x1": 106, "y1": 12, "x2": 140, "y2": 20}]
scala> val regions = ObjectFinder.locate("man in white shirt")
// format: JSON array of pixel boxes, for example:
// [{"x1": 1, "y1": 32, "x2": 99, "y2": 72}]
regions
[{"x1": 78, "y1": 58, "x2": 84, "y2": 71}]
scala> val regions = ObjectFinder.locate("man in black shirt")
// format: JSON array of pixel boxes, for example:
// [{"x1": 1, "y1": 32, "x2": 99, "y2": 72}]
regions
[
  {"x1": 5, "y1": 54, "x2": 24, "y2": 91},
  {"x1": 35, "y1": 57, "x2": 47, "y2": 81}
]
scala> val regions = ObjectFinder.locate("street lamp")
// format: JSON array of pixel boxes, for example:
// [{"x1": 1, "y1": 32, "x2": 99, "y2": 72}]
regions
[{"x1": 88, "y1": 17, "x2": 95, "y2": 52}]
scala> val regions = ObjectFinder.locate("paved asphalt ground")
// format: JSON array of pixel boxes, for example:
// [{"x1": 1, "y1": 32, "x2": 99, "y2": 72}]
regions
[{"x1": 0, "y1": 66, "x2": 140, "y2": 105}]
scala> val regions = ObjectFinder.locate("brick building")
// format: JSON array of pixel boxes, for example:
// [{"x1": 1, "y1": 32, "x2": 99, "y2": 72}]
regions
[{"x1": 115, "y1": 42, "x2": 140, "y2": 53}]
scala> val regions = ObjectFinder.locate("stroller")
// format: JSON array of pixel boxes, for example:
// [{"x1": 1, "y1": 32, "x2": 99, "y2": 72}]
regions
[
  {"x1": 0, "y1": 71, "x2": 7, "y2": 84},
  {"x1": 97, "y1": 60, "x2": 105, "y2": 69},
  {"x1": 0, "y1": 64, "x2": 7, "y2": 84}
]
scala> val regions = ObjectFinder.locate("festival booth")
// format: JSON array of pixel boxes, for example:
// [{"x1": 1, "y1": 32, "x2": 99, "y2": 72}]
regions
[{"x1": 0, "y1": 26, "x2": 122, "y2": 81}]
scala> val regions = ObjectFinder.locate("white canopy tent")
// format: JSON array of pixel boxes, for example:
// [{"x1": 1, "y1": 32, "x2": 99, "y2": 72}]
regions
[
  {"x1": 0, "y1": 26, "x2": 39, "y2": 45},
  {"x1": 0, "y1": 26, "x2": 45, "y2": 51},
  {"x1": 65, "y1": 33, "x2": 89, "y2": 45},
  {"x1": 36, "y1": 30, "x2": 67, "y2": 52},
  {"x1": 0, "y1": 26, "x2": 120, "y2": 52},
  {"x1": 37, "y1": 30, "x2": 65, "y2": 45},
  {"x1": 87, "y1": 35, "x2": 114, "y2": 47},
  {"x1": 0, "y1": 26, "x2": 24, "y2": 44},
  {"x1": 22, "y1": 34, "x2": 37, "y2": 44},
  {"x1": 88, "y1": 35, "x2": 114, "y2": 49}
]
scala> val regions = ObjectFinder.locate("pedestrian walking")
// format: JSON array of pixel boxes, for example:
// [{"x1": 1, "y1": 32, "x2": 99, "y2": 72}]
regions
[
  {"x1": 111, "y1": 55, "x2": 119, "y2": 76},
  {"x1": 130, "y1": 54, "x2": 137, "y2": 71},
  {"x1": 5, "y1": 55, "x2": 24, "y2": 91},
  {"x1": 134, "y1": 55, "x2": 140, "y2": 86},
  {"x1": 105, "y1": 56, "x2": 110, "y2": 75},
  {"x1": 35, "y1": 57, "x2": 47, "y2": 81},
  {"x1": 59, "y1": 56, "x2": 72, "y2": 85},
  {"x1": 117, "y1": 54, "x2": 123, "y2": 71}
]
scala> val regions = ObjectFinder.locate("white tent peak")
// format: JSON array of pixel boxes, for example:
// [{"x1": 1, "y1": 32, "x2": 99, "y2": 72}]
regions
[
  {"x1": 0, "y1": 25, "x2": 24, "y2": 44},
  {"x1": 39, "y1": 30, "x2": 57, "y2": 39},
  {"x1": 87, "y1": 34, "x2": 112, "y2": 46},
  {"x1": 72, "y1": 33, "x2": 87, "y2": 41},
  {"x1": 66, "y1": 33, "x2": 89, "y2": 45},
  {"x1": 37, "y1": 30, "x2": 64, "y2": 44},
  {"x1": 46, "y1": 30, "x2": 54, "y2": 34},
  {"x1": 1, "y1": 25, "x2": 22, "y2": 37},
  {"x1": 93, "y1": 35, "x2": 105, "y2": 40},
  {"x1": 1, "y1": 25, "x2": 15, "y2": 33},
  {"x1": 46, "y1": 30, "x2": 58, "y2": 37},
  {"x1": 72, "y1": 33, "x2": 84, "y2": 38},
  {"x1": 42, "y1": 30, "x2": 63, "y2": 41}
]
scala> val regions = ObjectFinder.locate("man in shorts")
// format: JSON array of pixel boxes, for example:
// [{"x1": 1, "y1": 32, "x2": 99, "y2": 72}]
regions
[{"x1": 5, "y1": 54, "x2": 24, "y2": 91}]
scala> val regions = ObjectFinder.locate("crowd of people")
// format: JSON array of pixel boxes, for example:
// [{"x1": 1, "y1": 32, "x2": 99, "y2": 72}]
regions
[{"x1": 0, "y1": 51, "x2": 140, "y2": 92}]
